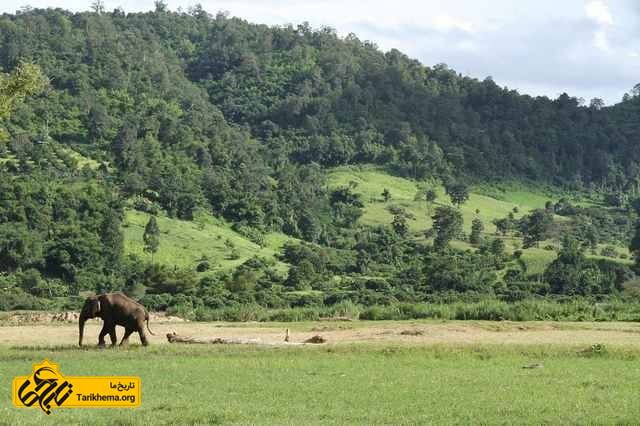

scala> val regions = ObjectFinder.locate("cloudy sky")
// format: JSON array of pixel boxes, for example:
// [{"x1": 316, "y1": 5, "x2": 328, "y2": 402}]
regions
[{"x1": 1, "y1": 0, "x2": 638, "y2": 105}]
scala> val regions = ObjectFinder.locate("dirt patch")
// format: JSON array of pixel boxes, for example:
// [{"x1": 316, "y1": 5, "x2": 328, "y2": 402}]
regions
[{"x1": 2, "y1": 320, "x2": 640, "y2": 348}]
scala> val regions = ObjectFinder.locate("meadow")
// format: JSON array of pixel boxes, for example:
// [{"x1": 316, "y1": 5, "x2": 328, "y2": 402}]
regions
[
  {"x1": 2, "y1": 320, "x2": 640, "y2": 425},
  {"x1": 123, "y1": 210, "x2": 293, "y2": 274}
]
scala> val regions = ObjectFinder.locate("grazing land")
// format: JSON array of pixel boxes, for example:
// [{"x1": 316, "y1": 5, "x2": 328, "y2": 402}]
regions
[
  {"x1": 2, "y1": 320, "x2": 640, "y2": 425},
  {"x1": 123, "y1": 209, "x2": 294, "y2": 273}
]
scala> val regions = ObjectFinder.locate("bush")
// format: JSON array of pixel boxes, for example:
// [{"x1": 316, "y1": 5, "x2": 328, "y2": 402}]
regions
[
  {"x1": 139, "y1": 293, "x2": 174, "y2": 311},
  {"x1": 196, "y1": 261, "x2": 210, "y2": 272},
  {"x1": 167, "y1": 303, "x2": 196, "y2": 321},
  {"x1": 284, "y1": 291, "x2": 324, "y2": 307},
  {"x1": 132, "y1": 196, "x2": 160, "y2": 215},
  {"x1": 229, "y1": 248, "x2": 241, "y2": 260},
  {"x1": 600, "y1": 246, "x2": 618, "y2": 258}
]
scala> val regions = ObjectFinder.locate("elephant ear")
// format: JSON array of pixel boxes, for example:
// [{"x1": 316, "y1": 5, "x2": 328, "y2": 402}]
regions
[{"x1": 90, "y1": 297, "x2": 101, "y2": 317}]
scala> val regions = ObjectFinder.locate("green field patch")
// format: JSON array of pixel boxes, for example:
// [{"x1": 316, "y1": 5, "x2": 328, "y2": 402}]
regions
[
  {"x1": 328, "y1": 166, "x2": 538, "y2": 235},
  {"x1": 123, "y1": 210, "x2": 294, "y2": 273}
]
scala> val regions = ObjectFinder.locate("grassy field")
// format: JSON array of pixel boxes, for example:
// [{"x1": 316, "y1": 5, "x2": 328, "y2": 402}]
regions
[
  {"x1": 327, "y1": 166, "x2": 539, "y2": 234},
  {"x1": 0, "y1": 142, "x2": 295, "y2": 274},
  {"x1": 2, "y1": 320, "x2": 640, "y2": 424},
  {"x1": 123, "y1": 210, "x2": 293, "y2": 274}
]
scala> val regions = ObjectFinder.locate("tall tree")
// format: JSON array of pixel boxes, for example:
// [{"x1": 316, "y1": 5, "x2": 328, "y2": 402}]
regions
[
  {"x1": 432, "y1": 206, "x2": 463, "y2": 250},
  {"x1": 392, "y1": 213, "x2": 409, "y2": 237},
  {"x1": 520, "y1": 210, "x2": 553, "y2": 248},
  {"x1": 470, "y1": 218, "x2": 484, "y2": 245},
  {"x1": 445, "y1": 182, "x2": 469, "y2": 208},
  {"x1": 0, "y1": 62, "x2": 47, "y2": 141},
  {"x1": 0, "y1": 62, "x2": 47, "y2": 120},
  {"x1": 630, "y1": 220, "x2": 640, "y2": 271},
  {"x1": 143, "y1": 216, "x2": 160, "y2": 262}
]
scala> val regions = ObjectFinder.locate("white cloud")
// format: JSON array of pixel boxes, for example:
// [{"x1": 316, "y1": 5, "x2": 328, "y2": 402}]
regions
[
  {"x1": 594, "y1": 29, "x2": 610, "y2": 51},
  {"x1": 585, "y1": 0, "x2": 614, "y2": 26},
  {"x1": 432, "y1": 15, "x2": 476, "y2": 33}
]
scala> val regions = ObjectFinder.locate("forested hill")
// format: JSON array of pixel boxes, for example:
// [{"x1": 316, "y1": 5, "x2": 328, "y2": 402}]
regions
[
  {"x1": 2, "y1": 6, "x2": 640, "y2": 192},
  {"x1": 4, "y1": 6, "x2": 640, "y2": 314}
]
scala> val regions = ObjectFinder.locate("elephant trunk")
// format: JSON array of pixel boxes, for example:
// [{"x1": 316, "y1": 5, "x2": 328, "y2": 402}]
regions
[
  {"x1": 79, "y1": 307, "x2": 91, "y2": 347},
  {"x1": 78, "y1": 316, "x2": 86, "y2": 347}
]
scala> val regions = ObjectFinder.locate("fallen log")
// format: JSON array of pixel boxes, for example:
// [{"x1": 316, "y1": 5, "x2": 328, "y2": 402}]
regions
[
  {"x1": 318, "y1": 316, "x2": 354, "y2": 322},
  {"x1": 166, "y1": 332, "x2": 325, "y2": 345}
]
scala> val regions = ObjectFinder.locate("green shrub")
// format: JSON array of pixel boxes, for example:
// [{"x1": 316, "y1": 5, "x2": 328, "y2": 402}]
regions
[
  {"x1": 196, "y1": 261, "x2": 210, "y2": 272},
  {"x1": 0, "y1": 288, "x2": 53, "y2": 311}
]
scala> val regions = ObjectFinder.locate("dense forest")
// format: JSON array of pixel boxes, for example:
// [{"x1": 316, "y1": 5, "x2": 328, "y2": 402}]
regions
[{"x1": 1, "y1": 5, "x2": 640, "y2": 317}]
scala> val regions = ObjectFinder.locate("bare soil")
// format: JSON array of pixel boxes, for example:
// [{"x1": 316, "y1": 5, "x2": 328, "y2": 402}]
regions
[{"x1": 2, "y1": 318, "x2": 640, "y2": 347}]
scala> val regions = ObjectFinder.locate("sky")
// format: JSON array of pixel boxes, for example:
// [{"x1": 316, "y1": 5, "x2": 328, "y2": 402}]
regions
[{"x1": 1, "y1": 0, "x2": 638, "y2": 105}]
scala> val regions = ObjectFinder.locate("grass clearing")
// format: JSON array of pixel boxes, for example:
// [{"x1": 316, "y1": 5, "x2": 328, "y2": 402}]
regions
[
  {"x1": 1, "y1": 329, "x2": 640, "y2": 425},
  {"x1": 327, "y1": 166, "x2": 538, "y2": 234},
  {"x1": 122, "y1": 210, "x2": 293, "y2": 273}
]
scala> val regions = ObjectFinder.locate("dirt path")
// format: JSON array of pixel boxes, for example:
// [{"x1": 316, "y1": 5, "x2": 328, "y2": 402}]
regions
[{"x1": 2, "y1": 320, "x2": 640, "y2": 347}]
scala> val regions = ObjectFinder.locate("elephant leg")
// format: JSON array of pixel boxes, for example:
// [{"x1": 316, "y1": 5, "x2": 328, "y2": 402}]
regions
[
  {"x1": 109, "y1": 326, "x2": 117, "y2": 347},
  {"x1": 120, "y1": 327, "x2": 134, "y2": 346},
  {"x1": 98, "y1": 325, "x2": 108, "y2": 347}
]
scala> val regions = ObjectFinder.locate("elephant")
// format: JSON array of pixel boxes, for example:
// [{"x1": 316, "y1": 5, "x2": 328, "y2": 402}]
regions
[{"x1": 78, "y1": 293, "x2": 155, "y2": 347}]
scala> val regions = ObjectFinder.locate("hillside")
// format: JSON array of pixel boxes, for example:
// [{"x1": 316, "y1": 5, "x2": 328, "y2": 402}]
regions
[{"x1": 0, "y1": 7, "x2": 639, "y2": 314}]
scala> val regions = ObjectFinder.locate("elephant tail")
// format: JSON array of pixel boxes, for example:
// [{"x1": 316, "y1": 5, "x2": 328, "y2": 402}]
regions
[{"x1": 146, "y1": 312, "x2": 156, "y2": 336}]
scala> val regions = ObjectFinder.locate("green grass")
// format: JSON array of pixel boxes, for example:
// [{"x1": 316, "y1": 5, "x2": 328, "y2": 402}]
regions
[
  {"x1": 473, "y1": 181, "x2": 600, "y2": 208},
  {"x1": 123, "y1": 210, "x2": 294, "y2": 273},
  {"x1": 2, "y1": 343, "x2": 640, "y2": 424}
]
